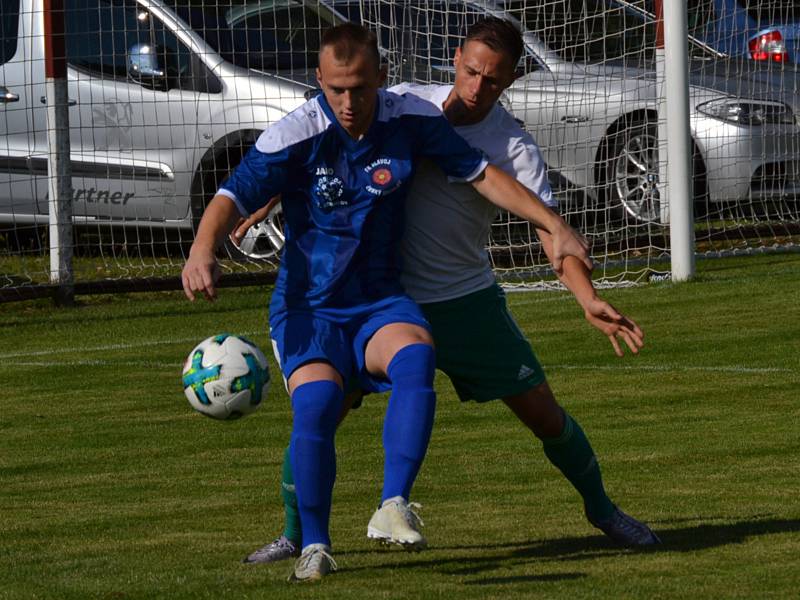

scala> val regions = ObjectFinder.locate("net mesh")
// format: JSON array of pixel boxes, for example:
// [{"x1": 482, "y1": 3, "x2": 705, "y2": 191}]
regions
[{"x1": 1, "y1": 0, "x2": 798, "y2": 298}]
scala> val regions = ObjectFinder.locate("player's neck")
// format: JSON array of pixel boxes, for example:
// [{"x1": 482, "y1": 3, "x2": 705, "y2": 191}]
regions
[
  {"x1": 340, "y1": 103, "x2": 377, "y2": 141},
  {"x1": 442, "y1": 91, "x2": 491, "y2": 126}
]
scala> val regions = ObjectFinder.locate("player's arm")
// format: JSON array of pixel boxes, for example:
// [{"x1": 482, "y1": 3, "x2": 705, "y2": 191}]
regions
[
  {"x1": 537, "y1": 227, "x2": 644, "y2": 357},
  {"x1": 182, "y1": 195, "x2": 241, "y2": 302},
  {"x1": 470, "y1": 165, "x2": 592, "y2": 274}
]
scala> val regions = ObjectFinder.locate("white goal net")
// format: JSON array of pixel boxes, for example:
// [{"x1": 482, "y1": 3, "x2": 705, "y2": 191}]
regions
[{"x1": 1, "y1": 0, "x2": 799, "y2": 300}]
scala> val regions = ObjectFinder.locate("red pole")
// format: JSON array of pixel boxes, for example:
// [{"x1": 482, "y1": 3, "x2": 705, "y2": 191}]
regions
[
  {"x1": 654, "y1": 0, "x2": 665, "y2": 49},
  {"x1": 43, "y1": 0, "x2": 67, "y2": 79}
]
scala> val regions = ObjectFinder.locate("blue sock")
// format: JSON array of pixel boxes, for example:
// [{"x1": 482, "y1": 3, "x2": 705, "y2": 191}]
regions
[
  {"x1": 381, "y1": 343, "x2": 437, "y2": 503},
  {"x1": 289, "y1": 380, "x2": 343, "y2": 549}
]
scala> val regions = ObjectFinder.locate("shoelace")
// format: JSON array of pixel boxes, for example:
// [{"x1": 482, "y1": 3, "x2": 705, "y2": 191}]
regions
[
  {"x1": 272, "y1": 536, "x2": 296, "y2": 551},
  {"x1": 399, "y1": 502, "x2": 425, "y2": 529},
  {"x1": 297, "y1": 547, "x2": 338, "y2": 573}
]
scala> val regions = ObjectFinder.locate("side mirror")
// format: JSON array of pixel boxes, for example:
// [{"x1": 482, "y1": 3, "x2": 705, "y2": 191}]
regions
[{"x1": 127, "y1": 43, "x2": 168, "y2": 89}]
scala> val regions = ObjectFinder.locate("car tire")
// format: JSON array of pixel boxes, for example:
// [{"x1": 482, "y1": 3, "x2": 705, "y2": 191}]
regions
[{"x1": 603, "y1": 116, "x2": 663, "y2": 226}]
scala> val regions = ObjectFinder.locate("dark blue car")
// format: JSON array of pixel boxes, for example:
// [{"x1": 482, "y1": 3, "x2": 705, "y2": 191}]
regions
[{"x1": 678, "y1": 1, "x2": 800, "y2": 64}]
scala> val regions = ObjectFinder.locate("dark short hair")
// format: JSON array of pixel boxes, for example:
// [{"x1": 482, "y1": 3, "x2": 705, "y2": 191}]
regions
[
  {"x1": 464, "y1": 16, "x2": 524, "y2": 68},
  {"x1": 320, "y1": 23, "x2": 380, "y2": 69}
]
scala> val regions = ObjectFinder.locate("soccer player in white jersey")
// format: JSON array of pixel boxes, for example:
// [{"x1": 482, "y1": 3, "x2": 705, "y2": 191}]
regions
[
  {"x1": 239, "y1": 18, "x2": 659, "y2": 568},
  {"x1": 184, "y1": 23, "x2": 592, "y2": 582}
]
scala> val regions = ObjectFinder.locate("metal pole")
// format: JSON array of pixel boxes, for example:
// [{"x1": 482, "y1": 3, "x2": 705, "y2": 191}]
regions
[
  {"x1": 660, "y1": 0, "x2": 696, "y2": 281},
  {"x1": 654, "y1": 0, "x2": 669, "y2": 226},
  {"x1": 44, "y1": 0, "x2": 74, "y2": 304}
]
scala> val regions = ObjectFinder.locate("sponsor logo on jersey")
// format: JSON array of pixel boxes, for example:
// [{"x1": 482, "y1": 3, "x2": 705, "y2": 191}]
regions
[
  {"x1": 312, "y1": 168, "x2": 346, "y2": 211},
  {"x1": 517, "y1": 364, "x2": 536, "y2": 380}
]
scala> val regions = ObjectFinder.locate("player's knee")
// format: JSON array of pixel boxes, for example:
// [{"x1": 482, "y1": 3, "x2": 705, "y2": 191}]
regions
[
  {"x1": 291, "y1": 380, "x2": 343, "y2": 437},
  {"x1": 386, "y1": 343, "x2": 436, "y2": 389},
  {"x1": 503, "y1": 382, "x2": 565, "y2": 438}
]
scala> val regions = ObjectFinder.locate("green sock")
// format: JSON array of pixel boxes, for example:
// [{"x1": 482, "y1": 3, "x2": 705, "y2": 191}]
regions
[
  {"x1": 542, "y1": 412, "x2": 615, "y2": 522},
  {"x1": 280, "y1": 445, "x2": 302, "y2": 544}
]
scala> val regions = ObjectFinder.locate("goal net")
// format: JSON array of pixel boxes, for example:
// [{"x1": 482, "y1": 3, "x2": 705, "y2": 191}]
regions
[
  {"x1": 361, "y1": 0, "x2": 800, "y2": 288},
  {"x1": 1, "y1": 0, "x2": 798, "y2": 299}
]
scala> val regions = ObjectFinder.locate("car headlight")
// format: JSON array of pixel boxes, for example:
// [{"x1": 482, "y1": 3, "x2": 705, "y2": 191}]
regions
[{"x1": 696, "y1": 98, "x2": 795, "y2": 126}]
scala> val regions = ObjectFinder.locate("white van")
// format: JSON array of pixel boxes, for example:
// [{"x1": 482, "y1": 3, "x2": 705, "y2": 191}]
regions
[{"x1": 0, "y1": 0, "x2": 348, "y2": 259}]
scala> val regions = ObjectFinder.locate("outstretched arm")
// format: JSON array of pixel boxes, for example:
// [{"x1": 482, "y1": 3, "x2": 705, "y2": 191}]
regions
[
  {"x1": 470, "y1": 165, "x2": 592, "y2": 274},
  {"x1": 538, "y1": 228, "x2": 644, "y2": 357},
  {"x1": 182, "y1": 194, "x2": 241, "y2": 302}
]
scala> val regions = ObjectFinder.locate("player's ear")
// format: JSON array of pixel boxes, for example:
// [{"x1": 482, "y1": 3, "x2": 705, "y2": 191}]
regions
[
  {"x1": 453, "y1": 46, "x2": 462, "y2": 69},
  {"x1": 316, "y1": 66, "x2": 323, "y2": 87}
]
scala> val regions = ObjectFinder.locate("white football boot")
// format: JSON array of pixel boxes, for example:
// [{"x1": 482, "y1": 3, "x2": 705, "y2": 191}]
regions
[
  {"x1": 287, "y1": 543, "x2": 337, "y2": 582},
  {"x1": 367, "y1": 496, "x2": 427, "y2": 550}
]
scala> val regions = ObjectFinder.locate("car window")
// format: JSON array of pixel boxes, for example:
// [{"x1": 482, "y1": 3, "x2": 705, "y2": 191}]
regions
[
  {"x1": 737, "y1": 1, "x2": 800, "y2": 23},
  {"x1": 66, "y1": 0, "x2": 193, "y2": 90},
  {"x1": 371, "y1": 1, "x2": 537, "y2": 82},
  {"x1": 686, "y1": 0, "x2": 716, "y2": 36},
  {"x1": 175, "y1": 1, "x2": 341, "y2": 73},
  {"x1": 506, "y1": 0, "x2": 655, "y2": 63},
  {"x1": 1, "y1": 0, "x2": 20, "y2": 65}
]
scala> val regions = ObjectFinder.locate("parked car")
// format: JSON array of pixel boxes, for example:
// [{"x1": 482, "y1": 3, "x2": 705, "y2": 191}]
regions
[
  {"x1": 0, "y1": 0, "x2": 348, "y2": 260},
  {"x1": 352, "y1": 0, "x2": 800, "y2": 224}
]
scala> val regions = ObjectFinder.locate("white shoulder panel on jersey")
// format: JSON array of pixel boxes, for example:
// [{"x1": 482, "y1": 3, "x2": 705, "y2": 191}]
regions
[
  {"x1": 376, "y1": 88, "x2": 441, "y2": 122},
  {"x1": 387, "y1": 82, "x2": 439, "y2": 103},
  {"x1": 255, "y1": 97, "x2": 332, "y2": 154}
]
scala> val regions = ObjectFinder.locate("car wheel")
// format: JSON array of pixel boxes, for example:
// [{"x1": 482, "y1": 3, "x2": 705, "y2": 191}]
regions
[
  {"x1": 192, "y1": 136, "x2": 285, "y2": 262},
  {"x1": 604, "y1": 117, "x2": 663, "y2": 224},
  {"x1": 228, "y1": 201, "x2": 285, "y2": 261}
]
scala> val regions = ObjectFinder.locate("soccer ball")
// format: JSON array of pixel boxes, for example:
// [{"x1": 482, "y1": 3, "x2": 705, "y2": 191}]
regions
[{"x1": 182, "y1": 334, "x2": 270, "y2": 420}]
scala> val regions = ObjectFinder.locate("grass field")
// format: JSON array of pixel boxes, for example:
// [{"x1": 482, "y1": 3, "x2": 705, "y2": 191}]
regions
[{"x1": 1, "y1": 253, "x2": 799, "y2": 599}]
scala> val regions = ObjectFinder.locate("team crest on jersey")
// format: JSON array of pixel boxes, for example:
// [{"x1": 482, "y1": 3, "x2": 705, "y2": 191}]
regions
[
  {"x1": 364, "y1": 158, "x2": 401, "y2": 196},
  {"x1": 372, "y1": 168, "x2": 392, "y2": 186}
]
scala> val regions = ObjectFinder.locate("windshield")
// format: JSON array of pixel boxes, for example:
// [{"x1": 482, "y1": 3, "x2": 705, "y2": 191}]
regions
[{"x1": 171, "y1": 0, "x2": 342, "y2": 72}]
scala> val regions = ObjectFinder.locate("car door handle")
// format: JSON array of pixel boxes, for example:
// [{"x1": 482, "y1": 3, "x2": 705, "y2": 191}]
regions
[
  {"x1": 1, "y1": 86, "x2": 19, "y2": 103},
  {"x1": 561, "y1": 115, "x2": 589, "y2": 123},
  {"x1": 40, "y1": 96, "x2": 77, "y2": 106}
]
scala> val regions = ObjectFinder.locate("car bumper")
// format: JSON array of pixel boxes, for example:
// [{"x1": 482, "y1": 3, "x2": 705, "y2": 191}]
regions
[{"x1": 693, "y1": 117, "x2": 800, "y2": 202}]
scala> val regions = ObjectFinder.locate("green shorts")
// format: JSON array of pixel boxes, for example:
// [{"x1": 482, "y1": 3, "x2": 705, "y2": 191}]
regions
[{"x1": 420, "y1": 283, "x2": 546, "y2": 402}]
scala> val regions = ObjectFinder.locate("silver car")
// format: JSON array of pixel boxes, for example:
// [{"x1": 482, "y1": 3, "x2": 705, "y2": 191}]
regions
[
  {"x1": 0, "y1": 0, "x2": 349, "y2": 259},
  {"x1": 364, "y1": 0, "x2": 800, "y2": 225}
]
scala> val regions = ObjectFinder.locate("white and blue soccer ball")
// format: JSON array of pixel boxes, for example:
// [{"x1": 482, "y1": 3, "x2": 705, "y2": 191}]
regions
[{"x1": 182, "y1": 334, "x2": 270, "y2": 420}]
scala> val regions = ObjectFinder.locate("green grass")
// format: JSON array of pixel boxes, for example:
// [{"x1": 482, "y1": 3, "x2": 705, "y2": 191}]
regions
[{"x1": 1, "y1": 253, "x2": 799, "y2": 599}]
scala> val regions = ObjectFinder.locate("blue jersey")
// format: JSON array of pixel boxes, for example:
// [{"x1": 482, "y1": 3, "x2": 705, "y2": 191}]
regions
[{"x1": 219, "y1": 89, "x2": 487, "y2": 313}]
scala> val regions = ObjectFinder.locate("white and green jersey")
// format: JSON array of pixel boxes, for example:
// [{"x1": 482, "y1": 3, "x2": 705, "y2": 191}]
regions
[{"x1": 390, "y1": 83, "x2": 555, "y2": 304}]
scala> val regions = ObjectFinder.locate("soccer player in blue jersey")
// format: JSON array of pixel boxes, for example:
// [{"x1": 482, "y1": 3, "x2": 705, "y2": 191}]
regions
[
  {"x1": 237, "y1": 18, "x2": 659, "y2": 568},
  {"x1": 182, "y1": 23, "x2": 591, "y2": 582}
]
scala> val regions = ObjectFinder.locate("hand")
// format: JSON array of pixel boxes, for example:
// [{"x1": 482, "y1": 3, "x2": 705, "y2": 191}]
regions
[
  {"x1": 181, "y1": 248, "x2": 221, "y2": 302},
  {"x1": 230, "y1": 202, "x2": 272, "y2": 247},
  {"x1": 549, "y1": 222, "x2": 593, "y2": 275},
  {"x1": 583, "y1": 298, "x2": 644, "y2": 357}
]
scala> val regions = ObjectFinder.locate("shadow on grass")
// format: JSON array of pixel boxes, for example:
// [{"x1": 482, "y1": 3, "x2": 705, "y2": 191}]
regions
[
  {"x1": 340, "y1": 516, "x2": 800, "y2": 580},
  {"x1": 464, "y1": 572, "x2": 587, "y2": 585}
]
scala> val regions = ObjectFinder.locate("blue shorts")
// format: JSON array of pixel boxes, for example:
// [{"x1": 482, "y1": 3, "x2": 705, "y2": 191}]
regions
[{"x1": 269, "y1": 294, "x2": 430, "y2": 393}]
